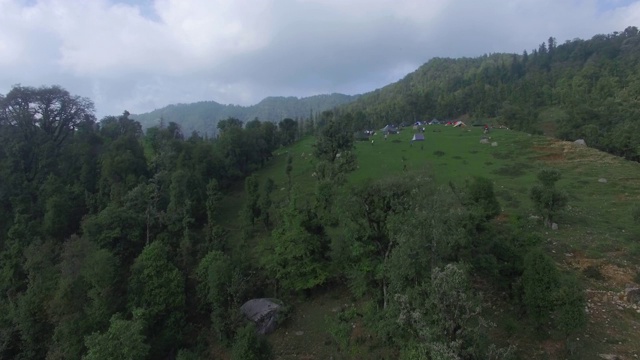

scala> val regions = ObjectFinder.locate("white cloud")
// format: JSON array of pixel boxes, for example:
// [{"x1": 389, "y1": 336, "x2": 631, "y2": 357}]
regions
[{"x1": 0, "y1": 0, "x2": 637, "y2": 117}]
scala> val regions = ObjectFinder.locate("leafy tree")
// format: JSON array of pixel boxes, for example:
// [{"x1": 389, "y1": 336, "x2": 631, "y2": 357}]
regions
[
  {"x1": 397, "y1": 264, "x2": 514, "y2": 360},
  {"x1": 260, "y1": 196, "x2": 330, "y2": 294},
  {"x1": 81, "y1": 203, "x2": 145, "y2": 266},
  {"x1": 313, "y1": 118, "x2": 354, "y2": 163},
  {"x1": 97, "y1": 127, "x2": 148, "y2": 206},
  {"x1": 342, "y1": 176, "x2": 415, "y2": 306},
  {"x1": 0, "y1": 85, "x2": 95, "y2": 184},
  {"x1": 278, "y1": 118, "x2": 298, "y2": 146},
  {"x1": 217, "y1": 117, "x2": 243, "y2": 133},
  {"x1": 83, "y1": 315, "x2": 149, "y2": 360},
  {"x1": 128, "y1": 241, "x2": 185, "y2": 358},
  {"x1": 530, "y1": 169, "x2": 568, "y2": 227},
  {"x1": 195, "y1": 250, "x2": 246, "y2": 341}
]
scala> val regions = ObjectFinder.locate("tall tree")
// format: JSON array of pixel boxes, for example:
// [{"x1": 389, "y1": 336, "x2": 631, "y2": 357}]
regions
[
  {"x1": 278, "y1": 118, "x2": 298, "y2": 146},
  {"x1": 313, "y1": 118, "x2": 354, "y2": 163},
  {"x1": 128, "y1": 241, "x2": 185, "y2": 358}
]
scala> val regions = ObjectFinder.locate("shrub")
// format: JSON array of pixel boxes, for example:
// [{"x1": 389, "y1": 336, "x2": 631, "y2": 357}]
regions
[
  {"x1": 554, "y1": 274, "x2": 587, "y2": 337},
  {"x1": 522, "y1": 248, "x2": 560, "y2": 329},
  {"x1": 231, "y1": 324, "x2": 273, "y2": 360}
]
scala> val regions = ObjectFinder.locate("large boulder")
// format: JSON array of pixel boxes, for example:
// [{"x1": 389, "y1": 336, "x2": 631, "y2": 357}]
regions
[
  {"x1": 574, "y1": 139, "x2": 587, "y2": 147},
  {"x1": 240, "y1": 298, "x2": 283, "y2": 335},
  {"x1": 625, "y1": 287, "x2": 640, "y2": 304}
]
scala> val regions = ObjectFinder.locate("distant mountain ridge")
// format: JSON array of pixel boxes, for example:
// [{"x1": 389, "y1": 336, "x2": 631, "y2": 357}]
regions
[{"x1": 132, "y1": 93, "x2": 359, "y2": 136}]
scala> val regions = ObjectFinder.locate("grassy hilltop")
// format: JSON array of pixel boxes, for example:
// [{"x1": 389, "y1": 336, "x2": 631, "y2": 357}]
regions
[{"x1": 223, "y1": 124, "x2": 640, "y2": 359}]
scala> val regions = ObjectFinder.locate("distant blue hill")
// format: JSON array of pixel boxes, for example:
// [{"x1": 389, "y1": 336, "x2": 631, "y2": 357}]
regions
[{"x1": 131, "y1": 93, "x2": 359, "y2": 136}]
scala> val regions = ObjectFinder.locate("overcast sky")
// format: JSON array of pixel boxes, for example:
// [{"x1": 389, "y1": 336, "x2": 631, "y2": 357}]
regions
[{"x1": 1, "y1": 0, "x2": 638, "y2": 117}]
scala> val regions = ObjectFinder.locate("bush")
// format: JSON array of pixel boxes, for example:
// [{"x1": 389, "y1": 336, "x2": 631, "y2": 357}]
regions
[
  {"x1": 231, "y1": 324, "x2": 273, "y2": 360},
  {"x1": 522, "y1": 248, "x2": 560, "y2": 329},
  {"x1": 555, "y1": 274, "x2": 587, "y2": 337}
]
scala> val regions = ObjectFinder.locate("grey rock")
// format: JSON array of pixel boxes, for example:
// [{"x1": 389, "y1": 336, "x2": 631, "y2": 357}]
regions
[
  {"x1": 625, "y1": 287, "x2": 640, "y2": 304},
  {"x1": 240, "y1": 298, "x2": 283, "y2": 335},
  {"x1": 491, "y1": 142, "x2": 498, "y2": 147},
  {"x1": 574, "y1": 139, "x2": 587, "y2": 147},
  {"x1": 480, "y1": 138, "x2": 490, "y2": 144},
  {"x1": 552, "y1": 223, "x2": 558, "y2": 230},
  {"x1": 598, "y1": 178, "x2": 608, "y2": 183}
]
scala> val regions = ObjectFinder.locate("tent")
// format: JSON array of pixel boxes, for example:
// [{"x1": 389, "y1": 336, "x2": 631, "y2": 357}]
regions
[
  {"x1": 411, "y1": 133, "x2": 425, "y2": 142},
  {"x1": 380, "y1": 125, "x2": 398, "y2": 134},
  {"x1": 453, "y1": 121, "x2": 466, "y2": 127},
  {"x1": 240, "y1": 298, "x2": 283, "y2": 335}
]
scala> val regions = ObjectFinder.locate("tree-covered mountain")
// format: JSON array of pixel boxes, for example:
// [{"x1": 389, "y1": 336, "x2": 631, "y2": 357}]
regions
[
  {"x1": 343, "y1": 26, "x2": 640, "y2": 160},
  {"x1": 132, "y1": 93, "x2": 358, "y2": 136}
]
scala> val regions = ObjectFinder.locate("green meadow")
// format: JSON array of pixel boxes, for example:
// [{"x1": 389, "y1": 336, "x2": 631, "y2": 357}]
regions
[{"x1": 222, "y1": 125, "x2": 640, "y2": 359}]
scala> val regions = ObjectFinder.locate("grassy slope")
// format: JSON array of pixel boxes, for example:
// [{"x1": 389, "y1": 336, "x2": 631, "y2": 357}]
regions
[{"x1": 222, "y1": 125, "x2": 640, "y2": 359}]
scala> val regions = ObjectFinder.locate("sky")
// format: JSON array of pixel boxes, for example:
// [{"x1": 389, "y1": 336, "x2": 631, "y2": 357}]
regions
[{"x1": 0, "y1": 0, "x2": 638, "y2": 118}]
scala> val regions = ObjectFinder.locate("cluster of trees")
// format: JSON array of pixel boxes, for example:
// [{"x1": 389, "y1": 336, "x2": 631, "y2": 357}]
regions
[
  {"x1": 0, "y1": 85, "x2": 313, "y2": 359},
  {"x1": 345, "y1": 26, "x2": 640, "y2": 160},
  {"x1": 0, "y1": 79, "x2": 587, "y2": 357}
]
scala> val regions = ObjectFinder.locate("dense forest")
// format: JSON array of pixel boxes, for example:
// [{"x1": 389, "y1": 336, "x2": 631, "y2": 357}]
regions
[
  {"x1": 0, "y1": 83, "x2": 588, "y2": 359},
  {"x1": 345, "y1": 26, "x2": 640, "y2": 161},
  {"x1": 132, "y1": 93, "x2": 358, "y2": 137},
  {"x1": 2, "y1": 26, "x2": 639, "y2": 359}
]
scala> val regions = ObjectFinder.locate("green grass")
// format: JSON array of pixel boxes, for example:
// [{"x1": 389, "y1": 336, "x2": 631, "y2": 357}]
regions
[{"x1": 221, "y1": 125, "x2": 640, "y2": 359}]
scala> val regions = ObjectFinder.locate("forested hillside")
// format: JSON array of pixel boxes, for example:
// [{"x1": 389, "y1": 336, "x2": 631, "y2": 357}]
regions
[
  {"x1": 0, "y1": 85, "x2": 307, "y2": 359},
  {"x1": 0, "y1": 84, "x2": 596, "y2": 359},
  {"x1": 345, "y1": 26, "x2": 640, "y2": 160},
  {"x1": 132, "y1": 93, "x2": 358, "y2": 136}
]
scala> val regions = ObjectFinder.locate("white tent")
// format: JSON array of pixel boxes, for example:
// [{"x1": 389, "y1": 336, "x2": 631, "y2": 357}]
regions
[
  {"x1": 411, "y1": 133, "x2": 425, "y2": 141},
  {"x1": 453, "y1": 121, "x2": 466, "y2": 127}
]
